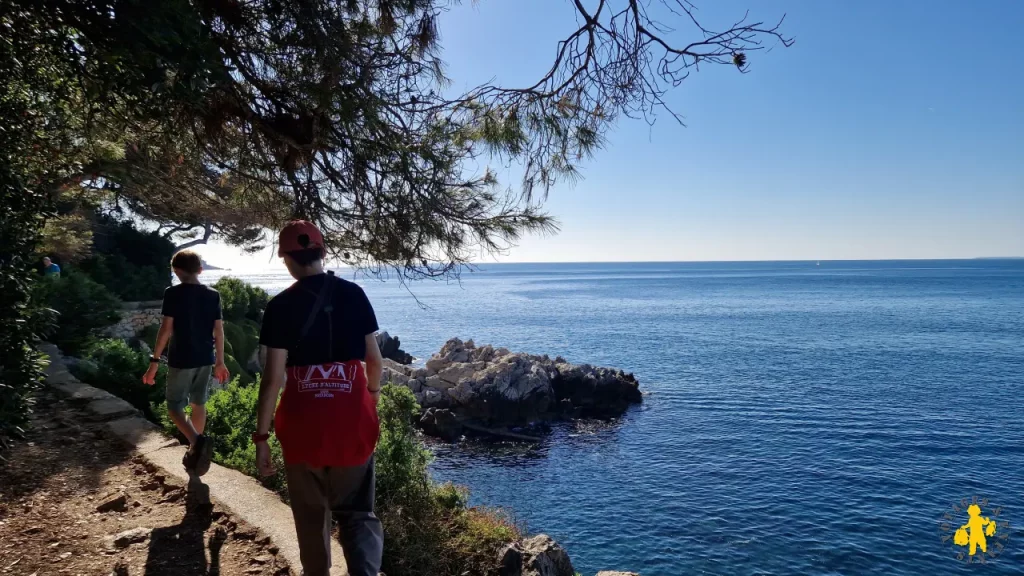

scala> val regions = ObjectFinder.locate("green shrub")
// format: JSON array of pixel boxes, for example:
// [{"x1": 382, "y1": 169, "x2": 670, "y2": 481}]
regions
[
  {"x1": 80, "y1": 253, "x2": 170, "y2": 301},
  {"x1": 376, "y1": 385, "x2": 521, "y2": 576},
  {"x1": 238, "y1": 318, "x2": 262, "y2": 335},
  {"x1": 1, "y1": 81, "x2": 57, "y2": 449},
  {"x1": 78, "y1": 213, "x2": 174, "y2": 301},
  {"x1": 223, "y1": 322, "x2": 245, "y2": 355},
  {"x1": 75, "y1": 338, "x2": 165, "y2": 420},
  {"x1": 203, "y1": 376, "x2": 287, "y2": 493},
  {"x1": 137, "y1": 322, "x2": 160, "y2": 346},
  {"x1": 223, "y1": 353, "x2": 252, "y2": 386},
  {"x1": 33, "y1": 271, "x2": 122, "y2": 355},
  {"x1": 155, "y1": 377, "x2": 287, "y2": 494},
  {"x1": 224, "y1": 320, "x2": 258, "y2": 367},
  {"x1": 214, "y1": 277, "x2": 269, "y2": 323}
]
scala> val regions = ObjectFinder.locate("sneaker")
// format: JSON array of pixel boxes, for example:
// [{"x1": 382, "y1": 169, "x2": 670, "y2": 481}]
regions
[
  {"x1": 193, "y1": 434, "x2": 214, "y2": 477},
  {"x1": 182, "y1": 442, "x2": 199, "y2": 473}
]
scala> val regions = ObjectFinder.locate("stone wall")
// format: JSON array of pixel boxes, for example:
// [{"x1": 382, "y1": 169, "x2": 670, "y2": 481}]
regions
[{"x1": 103, "y1": 301, "x2": 163, "y2": 339}]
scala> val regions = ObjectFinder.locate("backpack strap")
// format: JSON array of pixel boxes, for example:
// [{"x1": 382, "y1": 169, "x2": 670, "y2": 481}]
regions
[{"x1": 295, "y1": 271, "x2": 336, "y2": 349}]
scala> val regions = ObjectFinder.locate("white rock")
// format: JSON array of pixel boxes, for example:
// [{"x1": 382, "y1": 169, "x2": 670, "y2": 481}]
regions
[
  {"x1": 425, "y1": 375, "x2": 455, "y2": 390},
  {"x1": 437, "y1": 362, "x2": 486, "y2": 385}
]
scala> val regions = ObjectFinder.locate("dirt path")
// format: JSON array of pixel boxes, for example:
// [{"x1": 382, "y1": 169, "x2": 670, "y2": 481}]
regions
[{"x1": 0, "y1": 388, "x2": 291, "y2": 576}]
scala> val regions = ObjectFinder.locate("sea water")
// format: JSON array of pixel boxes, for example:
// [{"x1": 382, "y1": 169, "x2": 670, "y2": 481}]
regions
[{"x1": 211, "y1": 260, "x2": 1024, "y2": 575}]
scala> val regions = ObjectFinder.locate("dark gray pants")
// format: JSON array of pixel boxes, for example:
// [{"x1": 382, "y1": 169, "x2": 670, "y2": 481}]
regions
[{"x1": 285, "y1": 457, "x2": 383, "y2": 576}]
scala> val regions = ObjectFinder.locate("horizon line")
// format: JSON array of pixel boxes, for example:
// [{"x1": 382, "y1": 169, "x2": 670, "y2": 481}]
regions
[{"x1": 206, "y1": 256, "x2": 1024, "y2": 273}]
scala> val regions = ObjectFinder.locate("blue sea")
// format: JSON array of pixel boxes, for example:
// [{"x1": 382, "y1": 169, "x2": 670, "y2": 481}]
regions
[{"x1": 213, "y1": 260, "x2": 1024, "y2": 575}]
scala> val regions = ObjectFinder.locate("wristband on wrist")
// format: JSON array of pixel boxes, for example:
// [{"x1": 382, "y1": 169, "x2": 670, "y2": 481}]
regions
[
  {"x1": 149, "y1": 356, "x2": 163, "y2": 364},
  {"x1": 252, "y1": 432, "x2": 271, "y2": 444}
]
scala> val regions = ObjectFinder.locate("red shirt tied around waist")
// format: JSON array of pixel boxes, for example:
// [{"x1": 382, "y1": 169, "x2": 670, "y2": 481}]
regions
[{"x1": 276, "y1": 360, "x2": 379, "y2": 467}]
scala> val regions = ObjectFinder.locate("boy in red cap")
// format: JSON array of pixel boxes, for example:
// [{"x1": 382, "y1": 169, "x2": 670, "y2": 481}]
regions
[{"x1": 254, "y1": 220, "x2": 384, "y2": 576}]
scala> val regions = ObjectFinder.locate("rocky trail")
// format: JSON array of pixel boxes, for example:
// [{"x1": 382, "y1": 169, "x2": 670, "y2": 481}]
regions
[{"x1": 0, "y1": 389, "x2": 288, "y2": 576}]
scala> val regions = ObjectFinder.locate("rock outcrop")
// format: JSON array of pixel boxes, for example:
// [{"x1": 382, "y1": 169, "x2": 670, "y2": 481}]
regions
[
  {"x1": 376, "y1": 331, "x2": 414, "y2": 365},
  {"x1": 498, "y1": 535, "x2": 576, "y2": 576},
  {"x1": 383, "y1": 338, "x2": 641, "y2": 439},
  {"x1": 418, "y1": 407, "x2": 463, "y2": 441}
]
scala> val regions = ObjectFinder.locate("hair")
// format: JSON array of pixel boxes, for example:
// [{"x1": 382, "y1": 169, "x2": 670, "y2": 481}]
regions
[
  {"x1": 170, "y1": 249, "x2": 203, "y2": 274},
  {"x1": 285, "y1": 247, "x2": 324, "y2": 266},
  {"x1": 42, "y1": 256, "x2": 51, "y2": 262}
]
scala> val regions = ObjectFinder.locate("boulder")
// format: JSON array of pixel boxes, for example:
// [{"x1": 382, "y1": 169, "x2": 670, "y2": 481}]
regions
[
  {"x1": 113, "y1": 527, "x2": 152, "y2": 548},
  {"x1": 522, "y1": 534, "x2": 574, "y2": 576},
  {"x1": 498, "y1": 542, "x2": 525, "y2": 576},
  {"x1": 425, "y1": 357, "x2": 448, "y2": 375},
  {"x1": 96, "y1": 493, "x2": 128, "y2": 513},
  {"x1": 420, "y1": 389, "x2": 451, "y2": 410},
  {"x1": 419, "y1": 408, "x2": 462, "y2": 441},
  {"x1": 439, "y1": 337, "x2": 465, "y2": 358},
  {"x1": 447, "y1": 380, "x2": 476, "y2": 405},
  {"x1": 551, "y1": 363, "x2": 642, "y2": 418},
  {"x1": 425, "y1": 375, "x2": 455, "y2": 390},
  {"x1": 437, "y1": 362, "x2": 487, "y2": 385},
  {"x1": 376, "y1": 331, "x2": 414, "y2": 364},
  {"x1": 383, "y1": 359, "x2": 411, "y2": 386}
]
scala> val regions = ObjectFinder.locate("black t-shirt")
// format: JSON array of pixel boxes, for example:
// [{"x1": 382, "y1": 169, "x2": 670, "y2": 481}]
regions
[
  {"x1": 259, "y1": 273, "x2": 379, "y2": 367},
  {"x1": 161, "y1": 283, "x2": 222, "y2": 369}
]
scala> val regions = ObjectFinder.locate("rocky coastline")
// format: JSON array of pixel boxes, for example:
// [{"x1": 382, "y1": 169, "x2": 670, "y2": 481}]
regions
[{"x1": 382, "y1": 337, "x2": 642, "y2": 441}]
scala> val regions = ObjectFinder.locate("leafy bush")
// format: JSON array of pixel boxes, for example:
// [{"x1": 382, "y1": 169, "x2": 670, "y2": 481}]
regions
[
  {"x1": 223, "y1": 321, "x2": 258, "y2": 364},
  {"x1": 75, "y1": 338, "x2": 165, "y2": 420},
  {"x1": 223, "y1": 353, "x2": 253, "y2": 386},
  {"x1": 214, "y1": 277, "x2": 269, "y2": 323},
  {"x1": 0, "y1": 47, "x2": 58, "y2": 450},
  {"x1": 154, "y1": 378, "x2": 284, "y2": 492},
  {"x1": 137, "y1": 322, "x2": 160, "y2": 347},
  {"x1": 33, "y1": 271, "x2": 122, "y2": 355},
  {"x1": 79, "y1": 253, "x2": 171, "y2": 302},
  {"x1": 376, "y1": 385, "x2": 521, "y2": 576},
  {"x1": 155, "y1": 376, "x2": 288, "y2": 494},
  {"x1": 78, "y1": 213, "x2": 174, "y2": 301}
]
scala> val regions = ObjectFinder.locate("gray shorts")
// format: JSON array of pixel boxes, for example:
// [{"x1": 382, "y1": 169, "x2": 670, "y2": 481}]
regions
[{"x1": 165, "y1": 365, "x2": 213, "y2": 411}]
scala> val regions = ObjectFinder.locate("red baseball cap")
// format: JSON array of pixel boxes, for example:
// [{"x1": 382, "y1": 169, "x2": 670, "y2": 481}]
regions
[{"x1": 278, "y1": 220, "x2": 325, "y2": 256}]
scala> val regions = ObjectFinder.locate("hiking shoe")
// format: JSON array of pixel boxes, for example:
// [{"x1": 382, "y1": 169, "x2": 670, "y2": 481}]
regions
[
  {"x1": 193, "y1": 434, "x2": 214, "y2": 477},
  {"x1": 182, "y1": 442, "x2": 199, "y2": 473}
]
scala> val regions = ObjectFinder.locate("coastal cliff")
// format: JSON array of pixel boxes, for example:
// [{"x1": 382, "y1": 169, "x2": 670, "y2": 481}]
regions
[{"x1": 382, "y1": 337, "x2": 642, "y2": 440}]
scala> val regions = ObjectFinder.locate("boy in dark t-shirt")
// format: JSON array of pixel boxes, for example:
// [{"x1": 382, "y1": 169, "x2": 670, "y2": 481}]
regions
[
  {"x1": 254, "y1": 220, "x2": 384, "y2": 576},
  {"x1": 142, "y1": 249, "x2": 230, "y2": 476}
]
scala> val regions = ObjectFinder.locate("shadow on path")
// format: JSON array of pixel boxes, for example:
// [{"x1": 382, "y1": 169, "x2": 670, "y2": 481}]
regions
[{"x1": 145, "y1": 479, "x2": 226, "y2": 575}]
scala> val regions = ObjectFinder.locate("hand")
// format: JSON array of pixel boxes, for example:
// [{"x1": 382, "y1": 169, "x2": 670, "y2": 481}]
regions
[
  {"x1": 214, "y1": 362, "x2": 230, "y2": 384},
  {"x1": 142, "y1": 364, "x2": 158, "y2": 386},
  {"x1": 255, "y1": 441, "x2": 275, "y2": 477}
]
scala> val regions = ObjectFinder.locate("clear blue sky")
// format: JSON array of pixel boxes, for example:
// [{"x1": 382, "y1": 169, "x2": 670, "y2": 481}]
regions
[{"x1": 202, "y1": 0, "x2": 1023, "y2": 269}]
